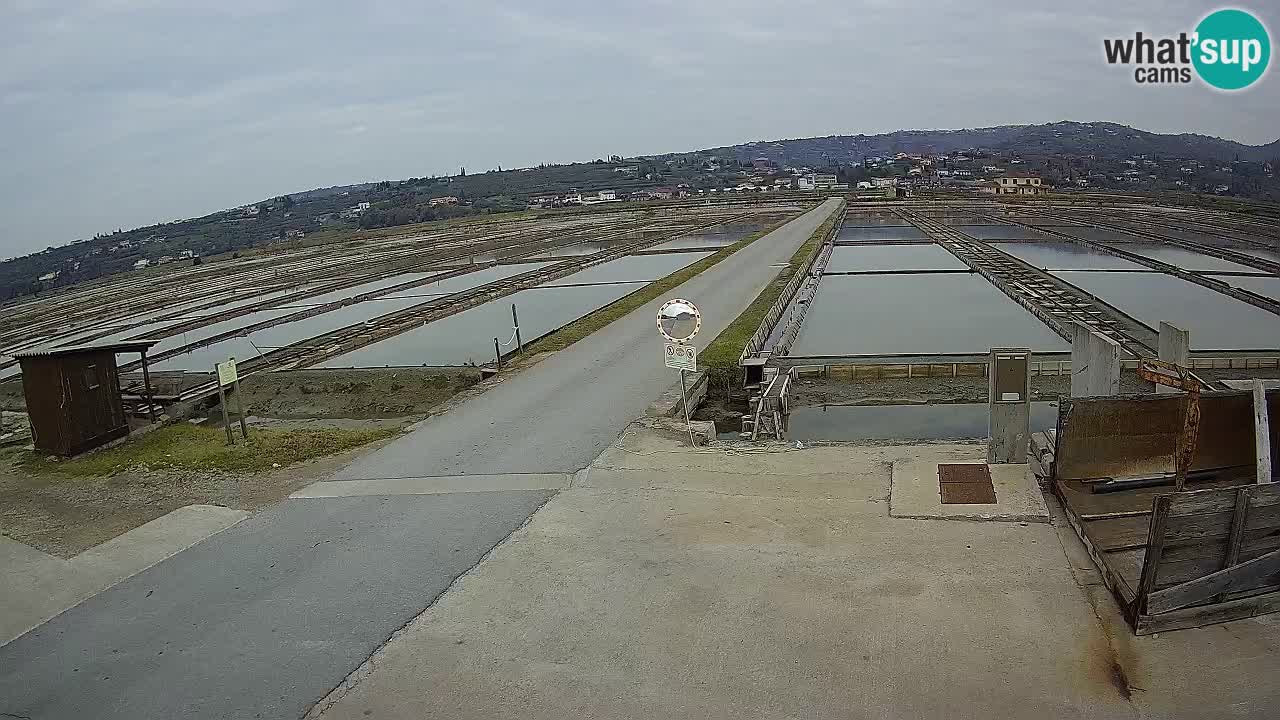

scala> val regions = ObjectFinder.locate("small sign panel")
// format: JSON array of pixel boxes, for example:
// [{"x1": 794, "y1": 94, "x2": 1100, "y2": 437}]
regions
[
  {"x1": 664, "y1": 342, "x2": 696, "y2": 372},
  {"x1": 216, "y1": 358, "x2": 238, "y2": 387}
]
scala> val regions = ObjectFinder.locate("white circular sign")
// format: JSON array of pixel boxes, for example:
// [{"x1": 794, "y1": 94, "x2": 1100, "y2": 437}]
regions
[{"x1": 657, "y1": 298, "x2": 701, "y2": 342}]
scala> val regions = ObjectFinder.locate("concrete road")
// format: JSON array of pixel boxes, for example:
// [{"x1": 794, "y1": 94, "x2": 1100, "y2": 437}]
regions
[
  {"x1": 333, "y1": 198, "x2": 842, "y2": 479},
  {"x1": 0, "y1": 199, "x2": 840, "y2": 720},
  {"x1": 313, "y1": 429, "x2": 1280, "y2": 720}
]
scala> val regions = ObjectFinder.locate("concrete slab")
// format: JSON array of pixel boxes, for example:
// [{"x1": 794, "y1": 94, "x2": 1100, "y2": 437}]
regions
[
  {"x1": 890, "y1": 448, "x2": 1049, "y2": 522},
  {"x1": 307, "y1": 429, "x2": 1280, "y2": 720},
  {"x1": 67, "y1": 504, "x2": 250, "y2": 581},
  {"x1": 291, "y1": 473, "x2": 572, "y2": 498},
  {"x1": 1, "y1": 504, "x2": 248, "y2": 647}
]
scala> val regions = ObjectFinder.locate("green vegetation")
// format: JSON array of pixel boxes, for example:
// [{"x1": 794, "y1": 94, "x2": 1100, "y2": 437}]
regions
[
  {"x1": 699, "y1": 206, "x2": 843, "y2": 371},
  {"x1": 524, "y1": 212, "x2": 806, "y2": 355},
  {"x1": 19, "y1": 423, "x2": 400, "y2": 477}
]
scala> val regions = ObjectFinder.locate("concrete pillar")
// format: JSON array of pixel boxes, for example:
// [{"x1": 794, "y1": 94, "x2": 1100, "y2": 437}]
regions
[
  {"x1": 989, "y1": 348, "x2": 1031, "y2": 464},
  {"x1": 1070, "y1": 323, "x2": 1121, "y2": 398},
  {"x1": 1157, "y1": 322, "x2": 1190, "y2": 394}
]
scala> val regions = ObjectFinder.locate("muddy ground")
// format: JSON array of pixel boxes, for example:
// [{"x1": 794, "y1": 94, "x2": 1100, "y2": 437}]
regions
[{"x1": 216, "y1": 367, "x2": 483, "y2": 420}]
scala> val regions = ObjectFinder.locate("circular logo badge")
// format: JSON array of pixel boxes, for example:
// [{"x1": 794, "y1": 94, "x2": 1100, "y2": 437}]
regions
[{"x1": 1193, "y1": 8, "x2": 1271, "y2": 90}]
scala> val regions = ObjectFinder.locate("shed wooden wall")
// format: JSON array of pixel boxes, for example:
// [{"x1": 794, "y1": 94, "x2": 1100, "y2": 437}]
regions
[{"x1": 20, "y1": 350, "x2": 127, "y2": 456}]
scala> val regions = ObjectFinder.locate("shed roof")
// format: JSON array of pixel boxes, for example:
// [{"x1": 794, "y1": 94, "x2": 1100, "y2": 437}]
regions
[{"x1": 15, "y1": 339, "x2": 159, "y2": 360}]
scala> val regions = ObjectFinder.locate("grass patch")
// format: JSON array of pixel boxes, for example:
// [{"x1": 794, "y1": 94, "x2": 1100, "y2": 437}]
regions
[
  {"x1": 699, "y1": 204, "x2": 844, "y2": 371},
  {"x1": 523, "y1": 209, "x2": 811, "y2": 355},
  {"x1": 19, "y1": 423, "x2": 400, "y2": 477}
]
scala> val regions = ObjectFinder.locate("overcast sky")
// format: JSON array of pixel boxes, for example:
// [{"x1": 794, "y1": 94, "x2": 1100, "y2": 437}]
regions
[{"x1": 2, "y1": 0, "x2": 1276, "y2": 258}]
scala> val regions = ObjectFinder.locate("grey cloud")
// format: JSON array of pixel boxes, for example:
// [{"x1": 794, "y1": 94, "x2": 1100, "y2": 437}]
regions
[{"x1": 1, "y1": 0, "x2": 1276, "y2": 257}]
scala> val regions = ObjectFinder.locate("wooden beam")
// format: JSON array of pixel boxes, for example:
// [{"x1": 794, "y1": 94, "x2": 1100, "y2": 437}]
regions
[
  {"x1": 1146, "y1": 547, "x2": 1280, "y2": 614},
  {"x1": 1215, "y1": 487, "x2": 1252, "y2": 603},
  {"x1": 1136, "y1": 587, "x2": 1280, "y2": 635},
  {"x1": 1256, "y1": 379, "x2": 1273, "y2": 484},
  {"x1": 1136, "y1": 495, "x2": 1172, "y2": 613}
]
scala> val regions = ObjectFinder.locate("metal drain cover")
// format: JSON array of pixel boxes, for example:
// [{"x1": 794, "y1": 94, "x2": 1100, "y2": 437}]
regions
[{"x1": 938, "y1": 463, "x2": 997, "y2": 504}]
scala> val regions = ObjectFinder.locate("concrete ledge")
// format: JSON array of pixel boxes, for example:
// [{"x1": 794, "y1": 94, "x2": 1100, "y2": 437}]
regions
[
  {"x1": 646, "y1": 370, "x2": 709, "y2": 418},
  {"x1": 2, "y1": 504, "x2": 248, "y2": 647},
  {"x1": 890, "y1": 452, "x2": 1049, "y2": 523},
  {"x1": 291, "y1": 473, "x2": 572, "y2": 498}
]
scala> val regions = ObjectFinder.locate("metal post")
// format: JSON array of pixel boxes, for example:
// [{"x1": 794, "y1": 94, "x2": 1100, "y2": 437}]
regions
[
  {"x1": 679, "y1": 369, "x2": 696, "y2": 447},
  {"x1": 231, "y1": 357, "x2": 248, "y2": 441},
  {"x1": 140, "y1": 349, "x2": 157, "y2": 423},
  {"x1": 215, "y1": 364, "x2": 234, "y2": 445},
  {"x1": 512, "y1": 303, "x2": 523, "y2": 354},
  {"x1": 494, "y1": 338, "x2": 502, "y2": 369}
]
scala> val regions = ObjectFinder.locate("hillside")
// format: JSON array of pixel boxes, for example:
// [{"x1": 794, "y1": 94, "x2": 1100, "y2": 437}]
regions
[
  {"x1": 4, "y1": 121, "x2": 1277, "y2": 304},
  {"x1": 698, "y1": 121, "x2": 1280, "y2": 167}
]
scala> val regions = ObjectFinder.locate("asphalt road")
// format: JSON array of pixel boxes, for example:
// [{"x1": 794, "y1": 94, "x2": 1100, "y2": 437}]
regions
[
  {"x1": 0, "y1": 199, "x2": 840, "y2": 720},
  {"x1": 0, "y1": 492, "x2": 555, "y2": 720},
  {"x1": 333, "y1": 198, "x2": 842, "y2": 479}
]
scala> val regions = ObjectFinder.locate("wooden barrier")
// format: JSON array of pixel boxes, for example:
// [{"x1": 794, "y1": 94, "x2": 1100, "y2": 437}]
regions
[{"x1": 1051, "y1": 388, "x2": 1280, "y2": 633}]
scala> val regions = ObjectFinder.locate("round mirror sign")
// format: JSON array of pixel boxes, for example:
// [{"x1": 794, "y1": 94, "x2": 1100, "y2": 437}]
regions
[{"x1": 657, "y1": 298, "x2": 701, "y2": 342}]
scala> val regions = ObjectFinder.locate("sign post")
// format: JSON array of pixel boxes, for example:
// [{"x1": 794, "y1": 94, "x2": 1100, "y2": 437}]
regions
[
  {"x1": 215, "y1": 357, "x2": 248, "y2": 443},
  {"x1": 657, "y1": 298, "x2": 702, "y2": 446},
  {"x1": 214, "y1": 359, "x2": 235, "y2": 445}
]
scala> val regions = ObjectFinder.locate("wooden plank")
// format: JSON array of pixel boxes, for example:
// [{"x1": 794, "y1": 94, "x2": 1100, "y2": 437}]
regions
[
  {"x1": 1146, "y1": 547, "x2": 1280, "y2": 614},
  {"x1": 1218, "y1": 490, "x2": 1253, "y2": 604},
  {"x1": 1085, "y1": 515, "x2": 1153, "y2": 552},
  {"x1": 1163, "y1": 503, "x2": 1280, "y2": 543},
  {"x1": 1053, "y1": 479, "x2": 1137, "y2": 606},
  {"x1": 1136, "y1": 587, "x2": 1280, "y2": 635},
  {"x1": 1150, "y1": 545, "x2": 1280, "y2": 588},
  {"x1": 1081, "y1": 509, "x2": 1151, "y2": 521},
  {"x1": 1160, "y1": 528, "x2": 1280, "y2": 564},
  {"x1": 1223, "y1": 487, "x2": 1251, "y2": 569},
  {"x1": 1165, "y1": 482, "x2": 1280, "y2": 516},
  {"x1": 1136, "y1": 495, "x2": 1172, "y2": 611},
  {"x1": 1257, "y1": 379, "x2": 1273, "y2": 484}
]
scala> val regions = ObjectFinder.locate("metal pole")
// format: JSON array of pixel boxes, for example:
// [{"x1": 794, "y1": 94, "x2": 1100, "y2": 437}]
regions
[
  {"x1": 140, "y1": 349, "x2": 157, "y2": 423},
  {"x1": 679, "y1": 368, "x2": 696, "y2": 447},
  {"x1": 494, "y1": 338, "x2": 502, "y2": 369},
  {"x1": 215, "y1": 364, "x2": 234, "y2": 445},
  {"x1": 512, "y1": 303, "x2": 523, "y2": 354},
  {"x1": 231, "y1": 357, "x2": 248, "y2": 441}
]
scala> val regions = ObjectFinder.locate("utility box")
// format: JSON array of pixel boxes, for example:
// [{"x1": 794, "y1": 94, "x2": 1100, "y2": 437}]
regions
[{"x1": 988, "y1": 348, "x2": 1031, "y2": 464}]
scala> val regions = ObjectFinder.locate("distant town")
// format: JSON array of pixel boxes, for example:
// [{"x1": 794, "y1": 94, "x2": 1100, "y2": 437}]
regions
[{"x1": 2, "y1": 120, "x2": 1276, "y2": 302}]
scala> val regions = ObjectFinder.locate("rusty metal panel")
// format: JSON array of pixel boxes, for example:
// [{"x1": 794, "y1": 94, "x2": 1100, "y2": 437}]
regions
[
  {"x1": 1055, "y1": 391, "x2": 1266, "y2": 482},
  {"x1": 939, "y1": 463, "x2": 997, "y2": 504},
  {"x1": 939, "y1": 463, "x2": 992, "y2": 484},
  {"x1": 941, "y1": 482, "x2": 998, "y2": 504}
]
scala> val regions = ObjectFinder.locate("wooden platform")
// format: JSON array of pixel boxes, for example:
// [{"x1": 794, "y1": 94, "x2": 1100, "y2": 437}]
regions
[{"x1": 1048, "y1": 390, "x2": 1280, "y2": 634}]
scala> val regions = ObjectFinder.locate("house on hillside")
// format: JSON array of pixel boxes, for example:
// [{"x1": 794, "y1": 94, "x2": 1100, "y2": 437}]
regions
[
  {"x1": 812, "y1": 173, "x2": 838, "y2": 189},
  {"x1": 995, "y1": 173, "x2": 1048, "y2": 195},
  {"x1": 428, "y1": 196, "x2": 459, "y2": 207},
  {"x1": 132, "y1": 259, "x2": 150, "y2": 270}
]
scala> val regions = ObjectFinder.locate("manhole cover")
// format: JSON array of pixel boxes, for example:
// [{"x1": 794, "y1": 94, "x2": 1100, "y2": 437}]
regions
[{"x1": 938, "y1": 463, "x2": 996, "y2": 505}]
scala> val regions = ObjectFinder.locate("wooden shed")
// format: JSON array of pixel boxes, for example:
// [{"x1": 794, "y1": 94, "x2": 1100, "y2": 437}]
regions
[{"x1": 15, "y1": 340, "x2": 159, "y2": 456}]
